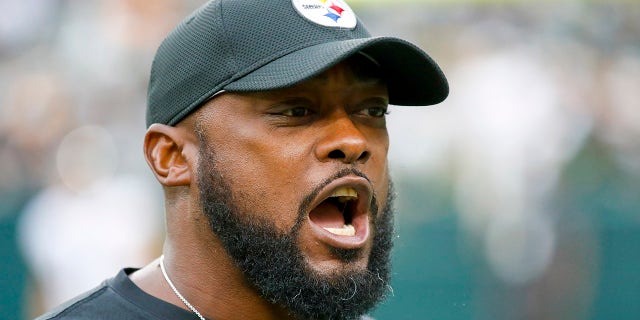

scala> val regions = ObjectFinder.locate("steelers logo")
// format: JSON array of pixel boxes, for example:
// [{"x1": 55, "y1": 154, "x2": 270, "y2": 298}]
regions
[{"x1": 291, "y1": 0, "x2": 357, "y2": 29}]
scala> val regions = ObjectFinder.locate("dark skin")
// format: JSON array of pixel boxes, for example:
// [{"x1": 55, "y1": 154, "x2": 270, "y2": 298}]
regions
[{"x1": 132, "y1": 60, "x2": 391, "y2": 320}]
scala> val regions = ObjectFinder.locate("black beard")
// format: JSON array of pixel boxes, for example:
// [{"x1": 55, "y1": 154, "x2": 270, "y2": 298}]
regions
[{"x1": 196, "y1": 136, "x2": 395, "y2": 320}]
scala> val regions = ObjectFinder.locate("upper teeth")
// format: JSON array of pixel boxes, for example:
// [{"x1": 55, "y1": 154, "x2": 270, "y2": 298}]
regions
[{"x1": 330, "y1": 187, "x2": 358, "y2": 203}]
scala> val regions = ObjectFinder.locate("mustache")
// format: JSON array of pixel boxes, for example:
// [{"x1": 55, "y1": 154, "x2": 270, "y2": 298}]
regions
[{"x1": 293, "y1": 168, "x2": 380, "y2": 232}]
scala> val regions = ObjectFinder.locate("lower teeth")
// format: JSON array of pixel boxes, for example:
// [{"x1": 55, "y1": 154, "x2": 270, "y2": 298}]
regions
[{"x1": 323, "y1": 224, "x2": 355, "y2": 236}]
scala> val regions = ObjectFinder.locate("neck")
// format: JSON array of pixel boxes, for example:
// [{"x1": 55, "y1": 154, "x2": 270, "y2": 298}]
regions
[{"x1": 131, "y1": 209, "x2": 294, "y2": 320}]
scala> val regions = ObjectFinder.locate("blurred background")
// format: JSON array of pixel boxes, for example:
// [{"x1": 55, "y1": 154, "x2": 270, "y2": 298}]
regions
[{"x1": 0, "y1": 0, "x2": 638, "y2": 319}]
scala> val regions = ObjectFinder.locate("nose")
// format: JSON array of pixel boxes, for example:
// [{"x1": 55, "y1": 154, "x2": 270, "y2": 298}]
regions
[{"x1": 315, "y1": 115, "x2": 370, "y2": 164}]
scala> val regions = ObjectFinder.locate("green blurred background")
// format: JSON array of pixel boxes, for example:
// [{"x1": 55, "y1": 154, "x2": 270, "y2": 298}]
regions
[{"x1": 1, "y1": 0, "x2": 639, "y2": 319}]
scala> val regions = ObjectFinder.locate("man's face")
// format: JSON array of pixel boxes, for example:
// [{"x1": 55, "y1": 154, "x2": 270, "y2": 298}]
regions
[{"x1": 194, "y1": 56, "x2": 394, "y2": 319}]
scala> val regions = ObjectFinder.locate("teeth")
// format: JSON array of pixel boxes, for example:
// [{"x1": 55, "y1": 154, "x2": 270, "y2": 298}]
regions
[
  {"x1": 330, "y1": 187, "x2": 358, "y2": 203},
  {"x1": 323, "y1": 224, "x2": 356, "y2": 236}
]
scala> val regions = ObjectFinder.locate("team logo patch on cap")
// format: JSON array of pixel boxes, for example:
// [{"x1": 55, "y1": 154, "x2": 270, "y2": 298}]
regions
[{"x1": 292, "y1": 0, "x2": 357, "y2": 29}]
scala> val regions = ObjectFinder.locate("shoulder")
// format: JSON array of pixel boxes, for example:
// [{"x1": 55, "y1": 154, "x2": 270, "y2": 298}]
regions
[
  {"x1": 35, "y1": 283, "x2": 110, "y2": 320},
  {"x1": 34, "y1": 269, "x2": 152, "y2": 320},
  {"x1": 34, "y1": 268, "x2": 197, "y2": 320}
]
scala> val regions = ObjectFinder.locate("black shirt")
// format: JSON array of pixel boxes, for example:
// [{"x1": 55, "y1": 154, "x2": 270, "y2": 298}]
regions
[{"x1": 35, "y1": 268, "x2": 202, "y2": 320}]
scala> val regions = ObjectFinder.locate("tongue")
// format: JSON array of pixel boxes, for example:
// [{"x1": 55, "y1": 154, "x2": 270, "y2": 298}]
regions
[{"x1": 309, "y1": 201, "x2": 345, "y2": 228}]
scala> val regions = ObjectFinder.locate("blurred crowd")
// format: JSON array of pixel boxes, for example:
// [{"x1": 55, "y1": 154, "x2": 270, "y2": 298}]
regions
[
  {"x1": 0, "y1": 1, "x2": 198, "y2": 318},
  {"x1": 0, "y1": 1, "x2": 638, "y2": 319}
]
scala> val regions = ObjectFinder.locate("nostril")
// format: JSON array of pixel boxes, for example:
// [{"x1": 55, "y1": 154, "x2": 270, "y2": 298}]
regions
[
  {"x1": 327, "y1": 149, "x2": 370, "y2": 163},
  {"x1": 328, "y1": 150, "x2": 346, "y2": 159},
  {"x1": 358, "y1": 151, "x2": 370, "y2": 162}
]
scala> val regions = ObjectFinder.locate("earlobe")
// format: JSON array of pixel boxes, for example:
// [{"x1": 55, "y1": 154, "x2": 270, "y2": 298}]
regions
[{"x1": 144, "y1": 124, "x2": 193, "y2": 187}]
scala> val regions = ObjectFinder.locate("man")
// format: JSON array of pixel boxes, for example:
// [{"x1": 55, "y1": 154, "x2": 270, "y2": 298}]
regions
[{"x1": 37, "y1": 0, "x2": 447, "y2": 319}]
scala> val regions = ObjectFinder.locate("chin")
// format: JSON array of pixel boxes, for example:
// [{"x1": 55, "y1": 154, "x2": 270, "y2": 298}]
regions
[{"x1": 303, "y1": 246, "x2": 375, "y2": 278}]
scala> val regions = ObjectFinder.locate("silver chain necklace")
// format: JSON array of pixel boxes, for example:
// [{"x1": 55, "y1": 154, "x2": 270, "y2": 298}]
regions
[{"x1": 159, "y1": 255, "x2": 206, "y2": 320}]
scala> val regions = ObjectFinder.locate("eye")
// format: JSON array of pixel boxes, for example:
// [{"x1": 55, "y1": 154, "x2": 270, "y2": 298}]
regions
[
  {"x1": 358, "y1": 106, "x2": 389, "y2": 118},
  {"x1": 282, "y1": 106, "x2": 312, "y2": 117}
]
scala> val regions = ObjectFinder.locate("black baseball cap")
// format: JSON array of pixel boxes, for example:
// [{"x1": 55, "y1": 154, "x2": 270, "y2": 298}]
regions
[{"x1": 146, "y1": 0, "x2": 449, "y2": 127}]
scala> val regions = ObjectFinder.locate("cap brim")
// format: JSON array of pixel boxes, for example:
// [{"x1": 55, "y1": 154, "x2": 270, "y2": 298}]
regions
[{"x1": 223, "y1": 37, "x2": 448, "y2": 106}]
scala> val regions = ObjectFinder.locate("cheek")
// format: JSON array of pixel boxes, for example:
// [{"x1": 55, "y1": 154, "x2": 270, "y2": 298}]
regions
[
  {"x1": 209, "y1": 130, "x2": 313, "y2": 227},
  {"x1": 371, "y1": 160, "x2": 390, "y2": 211},
  {"x1": 368, "y1": 132, "x2": 390, "y2": 210},
  {"x1": 368, "y1": 131, "x2": 390, "y2": 182}
]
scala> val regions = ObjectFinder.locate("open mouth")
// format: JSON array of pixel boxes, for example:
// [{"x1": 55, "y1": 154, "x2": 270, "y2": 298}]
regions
[
  {"x1": 307, "y1": 180, "x2": 371, "y2": 248},
  {"x1": 309, "y1": 186, "x2": 359, "y2": 236}
]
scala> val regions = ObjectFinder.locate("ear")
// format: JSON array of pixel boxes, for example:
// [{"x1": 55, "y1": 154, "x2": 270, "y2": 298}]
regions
[{"x1": 143, "y1": 124, "x2": 194, "y2": 187}]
